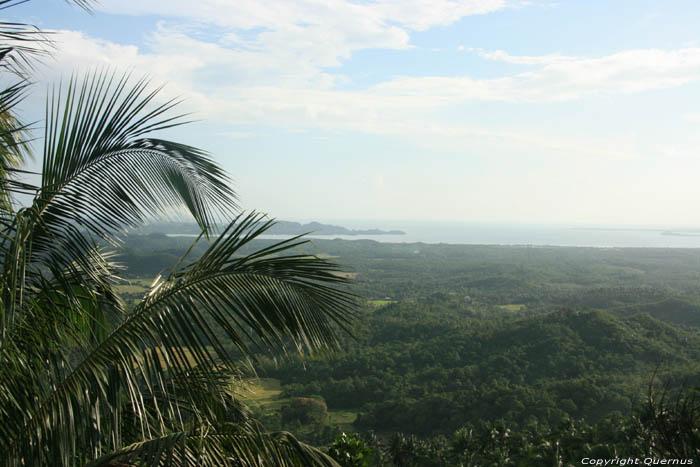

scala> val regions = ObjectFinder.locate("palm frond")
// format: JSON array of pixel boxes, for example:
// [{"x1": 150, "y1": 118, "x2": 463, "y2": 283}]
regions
[
  {"x1": 36, "y1": 71, "x2": 236, "y2": 241},
  {"x1": 0, "y1": 0, "x2": 95, "y2": 13},
  {"x1": 1, "y1": 213, "x2": 356, "y2": 465},
  {"x1": 86, "y1": 422, "x2": 340, "y2": 467},
  {"x1": 5, "y1": 71, "x2": 237, "y2": 309},
  {"x1": 0, "y1": 80, "x2": 33, "y2": 213},
  {"x1": 0, "y1": 11, "x2": 356, "y2": 461},
  {"x1": 0, "y1": 10, "x2": 52, "y2": 76}
]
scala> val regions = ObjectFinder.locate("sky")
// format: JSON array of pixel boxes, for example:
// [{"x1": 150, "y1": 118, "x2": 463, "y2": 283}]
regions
[{"x1": 6, "y1": 0, "x2": 700, "y2": 226}]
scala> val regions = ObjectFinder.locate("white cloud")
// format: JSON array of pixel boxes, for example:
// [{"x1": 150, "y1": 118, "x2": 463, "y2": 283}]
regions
[
  {"x1": 474, "y1": 48, "x2": 574, "y2": 65},
  {"x1": 90, "y1": 0, "x2": 505, "y2": 80},
  {"x1": 508, "y1": 1, "x2": 535, "y2": 9},
  {"x1": 96, "y1": 0, "x2": 506, "y2": 31},
  {"x1": 39, "y1": 28, "x2": 700, "y2": 164},
  {"x1": 380, "y1": 48, "x2": 700, "y2": 101},
  {"x1": 369, "y1": 0, "x2": 506, "y2": 31},
  {"x1": 36, "y1": 17, "x2": 700, "y2": 224}
]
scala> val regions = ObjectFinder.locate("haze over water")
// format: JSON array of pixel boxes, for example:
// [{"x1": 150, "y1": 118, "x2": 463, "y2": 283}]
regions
[
  {"x1": 264, "y1": 220, "x2": 700, "y2": 248},
  {"x1": 167, "y1": 220, "x2": 700, "y2": 248}
]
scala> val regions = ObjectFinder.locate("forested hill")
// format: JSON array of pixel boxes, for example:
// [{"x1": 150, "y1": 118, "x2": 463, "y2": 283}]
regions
[
  {"x1": 113, "y1": 233, "x2": 700, "y2": 443},
  {"x1": 265, "y1": 300, "x2": 700, "y2": 435}
]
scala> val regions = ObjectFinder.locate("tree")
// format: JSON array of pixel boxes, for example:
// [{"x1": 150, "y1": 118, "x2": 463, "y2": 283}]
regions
[
  {"x1": 0, "y1": 2, "x2": 355, "y2": 465},
  {"x1": 327, "y1": 433, "x2": 374, "y2": 467},
  {"x1": 282, "y1": 397, "x2": 329, "y2": 426}
]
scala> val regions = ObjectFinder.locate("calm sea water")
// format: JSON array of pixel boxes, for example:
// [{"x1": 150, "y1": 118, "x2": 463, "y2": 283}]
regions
[{"x1": 168, "y1": 220, "x2": 700, "y2": 248}]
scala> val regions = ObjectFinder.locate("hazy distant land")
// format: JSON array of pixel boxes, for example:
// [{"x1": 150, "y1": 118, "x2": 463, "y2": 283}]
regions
[
  {"x1": 135, "y1": 220, "x2": 405, "y2": 236},
  {"x1": 128, "y1": 221, "x2": 700, "y2": 247},
  {"x1": 268, "y1": 221, "x2": 405, "y2": 236},
  {"x1": 573, "y1": 226, "x2": 700, "y2": 238},
  {"x1": 661, "y1": 231, "x2": 700, "y2": 237}
]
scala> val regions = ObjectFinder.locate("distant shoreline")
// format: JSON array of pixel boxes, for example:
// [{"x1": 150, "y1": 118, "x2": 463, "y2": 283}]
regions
[
  {"x1": 138, "y1": 221, "x2": 700, "y2": 248},
  {"x1": 661, "y1": 231, "x2": 700, "y2": 237},
  {"x1": 160, "y1": 233, "x2": 700, "y2": 249},
  {"x1": 573, "y1": 227, "x2": 700, "y2": 238},
  {"x1": 135, "y1": 220, "x2": 405, "y2": 236}
]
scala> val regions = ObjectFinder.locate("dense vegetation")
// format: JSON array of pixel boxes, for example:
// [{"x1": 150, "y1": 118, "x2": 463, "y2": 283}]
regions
[
  {"x1": 117, "y1": 233, "x2": 700, "y2": 313},
  {"x1": 114, "y1": 232, "x2": 700, "y2": 463},
  {"x1": 272, "y1": 303, "x2": 700, "y2": 433}
]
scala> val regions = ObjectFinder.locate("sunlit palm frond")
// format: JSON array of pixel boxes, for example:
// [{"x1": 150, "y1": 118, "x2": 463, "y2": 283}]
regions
[
  {"x1": 0, "y1": 1, "x2": 52, "y2": 75},
  {"x1": 0, "y1": 81, "x2": 32, "y2": 213},
  {"x1": 36, "y1": 72, "x2": 235, "y2": 242},
  {"x1": 0, "y1": 238, "x2": 126, "y2": 463},
  {"x1": 0, "y1": 0, "x2": 96, "y2": 15},
  {"x1": 9, "y1": 71, "x2": 237, "y2": 302}
]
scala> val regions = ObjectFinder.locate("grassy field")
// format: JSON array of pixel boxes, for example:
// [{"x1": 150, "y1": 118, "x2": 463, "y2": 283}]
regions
[
  {"x1": 239, "y1": 378, "x2": 286, "y2": 414},
  {"x1": 368, "y1": 299, "x2": 397, "y2": 307},
  {"x1": 328, "y1": 410, "x2": 357, "y2": 427},
  {"x1": 114, "y1": 282, "x2": 358, "y2": 431},
  {"x1": 497, "y1": 304, "x2": 526, "y2": 311},
  {"x1": 241, "y1": 378, "x2": 356, "y2": 430},
  {"x1": 331, "y1": 271, "x2": 357, "y2": 279},
  {"x1": 115, "y1": 277, "x2": 154, "y2": 294}
]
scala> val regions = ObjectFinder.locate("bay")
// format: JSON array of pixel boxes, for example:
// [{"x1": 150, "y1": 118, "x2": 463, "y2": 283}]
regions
[{"x1": 167, "y1": 220, "x2": 700, "y2": 248}]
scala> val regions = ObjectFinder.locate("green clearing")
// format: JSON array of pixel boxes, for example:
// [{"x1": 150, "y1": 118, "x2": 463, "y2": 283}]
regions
[
  {"x1": 240, "y1": 378, "x2": 283, "y2": 404},
  {"x1": 368, "y1": 299, "x2": 396, "y2": 307},
  {"x1": 497, "y1": 304, "x2": 526, "y2": 311},
  {"x1": 114, "y1": 277, "x2": 154, "y2": 294},
  {"x1": 240, "y1": 378, "x2": 357, "y2": 429},
  {"x1": 328, "y1": 410, "x2": 357, "y2": 428},
  {"x1": 239, "y1": 378, "x2": 291, "y2": 420}
]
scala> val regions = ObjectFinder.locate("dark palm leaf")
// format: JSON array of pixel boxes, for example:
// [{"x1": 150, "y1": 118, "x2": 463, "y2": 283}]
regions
[
  {"x1": 38, "y1": 71, "x2": 236, "y2": 237},
  {"x1": 1, "y1": 218, "x2": 354, "y2": 465},
  {"x1": 87, "y1": 426, "x2": 340, "y2": 467},
  {"x1": 1, "y1": 211, "x2": 355, "y2": 465},
  {"x1": 0, "y1": 6, "x2": 355, "y2": 463}
]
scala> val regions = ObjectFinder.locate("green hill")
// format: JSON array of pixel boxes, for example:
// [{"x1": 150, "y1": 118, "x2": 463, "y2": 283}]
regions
[
  {"x1": 266, "y1": 302, "x2": 700, "y2": 436},
  {"x1": 611, "y1": 298, "x2": 700, "y2": 328}
]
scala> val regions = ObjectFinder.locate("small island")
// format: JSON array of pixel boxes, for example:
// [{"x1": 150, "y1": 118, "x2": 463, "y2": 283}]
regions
[
  {"x1": 661, "y1": 230, "x2": 700, "y2": 237},
  {"x1": 267, "y1": 221, "x2": 405, "y2": 236}
]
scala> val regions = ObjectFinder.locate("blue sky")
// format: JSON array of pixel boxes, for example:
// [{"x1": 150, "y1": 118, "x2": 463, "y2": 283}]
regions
[{"x1": 7, "y1": 0, "x2": 700, "y2": 226}]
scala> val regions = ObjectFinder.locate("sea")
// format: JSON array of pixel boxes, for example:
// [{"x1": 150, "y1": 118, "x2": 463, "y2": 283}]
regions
[{"x1": 168, "y1": 220, "x2": 700, "y2": 248}]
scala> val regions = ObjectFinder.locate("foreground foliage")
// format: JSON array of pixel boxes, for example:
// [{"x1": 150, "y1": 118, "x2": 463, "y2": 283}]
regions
[
  {"x1": 329, "y1": 385, "x2": 700, "y2": 465},
  {"x1": 0, "y1": 3, "x2": 354, "y2": 465}
]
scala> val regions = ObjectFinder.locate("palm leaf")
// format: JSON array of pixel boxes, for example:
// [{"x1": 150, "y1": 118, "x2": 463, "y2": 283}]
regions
[
  {"x1": 38, "y1": 71, "x2": 236, "y2": 238},
  {"x1": 0, "y1": 14, "x2": 355, "y2": 463},
  {"x1": 5, "y1": 72, "x2": 237, "y2": 322},
  {"x1": 1, "y1": 213, "x2": 356, "y2": 465},
  {"x1": 87, "y1": 426, "x2": 340, "y2": 467}
]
